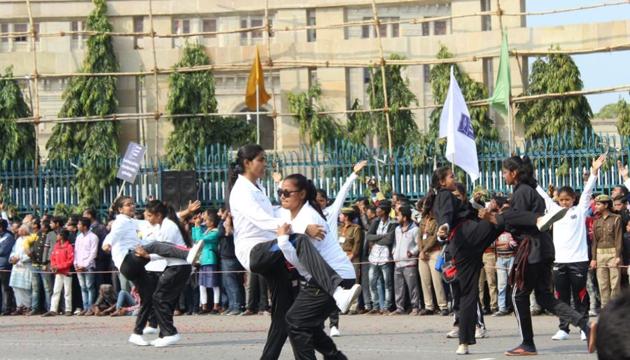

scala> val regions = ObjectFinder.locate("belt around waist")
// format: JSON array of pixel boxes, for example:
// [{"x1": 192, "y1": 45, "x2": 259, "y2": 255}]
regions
[{"x1": 596, "y1": 247, "x2": 617, "y2": 254}]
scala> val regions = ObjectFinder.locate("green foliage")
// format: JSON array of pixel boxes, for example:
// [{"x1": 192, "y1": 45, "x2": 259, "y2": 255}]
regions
[
  {"x1": 596, "y1": 102, "x2": 620, "y2": 119},
  {"x1": 366, "y1": 54, "x2": 420, "y2": 147},
  {"x1": 165, "y1": 43, "x2": 220, "y2": 170},
  {"x1": 616, "y1": 98, "x2": 630, "y2": 136},
  {"x1": 516, "y1": 46, "x2": 592, "y2": 145},
  {"x1": 428, "y1": 46, "x2": 498, "y2": 147},
  {"x1": 0, "y1": 67, "x2": 36, "y2": 161},
  {"x1": 346, "y1": 99, "x2": 372, "y2": 144},
  {"x1": 45, "y1": 0, "x2": 119, "y2": 208},
  {"x1": 287, "y1": 83, "x2": 341, "y2": 145}
]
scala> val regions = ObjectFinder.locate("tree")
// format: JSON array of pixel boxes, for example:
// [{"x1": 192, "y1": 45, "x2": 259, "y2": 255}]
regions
[
  {"x1": 345, "y1": 99, "x2": 372, "y2": 145},
  {"x1": 367, "y1": 54, "x2": 419, "y2": 147},
  {"x1": 596, "y1": 102, "x2": 621, "y2": 119},
  {"x1": 428, "y1": 46, "x2": 498, "y2": 145},
  {"x1": 165, "y1": 43, "x2": 219, "y2": 170},
  {"x1": 45, "y1": 0, "x2": 119, "y2": 208},
  {"x1": 0, "y1": 67, "x2": 36, "y2": 161},
  {"x1": 616, "y1": 98, "x2": 630, "y2": 136},
  {"x1": 287, "y1": 83, "x2": 341, "y2": 145},
  {"x1": 516, "y1": 46, "x2": 592, "y2": 144}
]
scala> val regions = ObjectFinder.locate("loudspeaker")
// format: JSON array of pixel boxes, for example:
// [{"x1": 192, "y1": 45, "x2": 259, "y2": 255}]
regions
[{"x1": 160, "y1": 170, "x2": 198, "y2": 210}]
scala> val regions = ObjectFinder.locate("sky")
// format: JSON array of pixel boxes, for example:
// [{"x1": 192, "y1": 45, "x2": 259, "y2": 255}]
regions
[{"x1": 526, "y1": 0, "x2": 630, "y2": 113}]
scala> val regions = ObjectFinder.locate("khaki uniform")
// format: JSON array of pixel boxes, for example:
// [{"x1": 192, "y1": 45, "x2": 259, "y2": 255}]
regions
[{"x1": 592, "y1": 212, "x2": 623, "y2": 308}]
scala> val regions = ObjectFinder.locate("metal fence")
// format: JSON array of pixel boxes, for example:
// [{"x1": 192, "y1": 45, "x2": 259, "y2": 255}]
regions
[{"x1": 1, "y1": 130, "x2": 627, "y2": 215}]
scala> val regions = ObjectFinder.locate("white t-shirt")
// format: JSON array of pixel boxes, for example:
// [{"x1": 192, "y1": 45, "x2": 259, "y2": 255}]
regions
[
  {"x1": 143, "y1": 217, "x2": 187, "y2": 272},
  {"x1": 536, "y1": 174, "x2": 597, "y2": 263},
  {"x1": 279, "y1": 202, "x2": 355, "y2": 280},
  {"x1": 106, "y1": 214, "x2": 142, "y2": 269}
]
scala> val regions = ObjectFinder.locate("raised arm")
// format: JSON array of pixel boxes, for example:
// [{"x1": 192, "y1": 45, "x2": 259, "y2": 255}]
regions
[{"x1": 326, "y1": 160, "x2": 367, "y2": 220}]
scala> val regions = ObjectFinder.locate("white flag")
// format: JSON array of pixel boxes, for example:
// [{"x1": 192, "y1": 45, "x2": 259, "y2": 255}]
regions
[{"x1": 439, "y1": 66, "x2": 480, "y2": 182}]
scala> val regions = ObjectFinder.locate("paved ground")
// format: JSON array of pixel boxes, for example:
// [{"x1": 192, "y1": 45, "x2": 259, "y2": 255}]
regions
[{"x1": 0, "y1": 313, "x2": 596, "y2": 360}]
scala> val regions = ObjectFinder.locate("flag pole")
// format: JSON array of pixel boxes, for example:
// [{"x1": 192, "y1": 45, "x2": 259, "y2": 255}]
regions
[{"x1": 256, "y1": 82, "x2": 260, "y2": 144}]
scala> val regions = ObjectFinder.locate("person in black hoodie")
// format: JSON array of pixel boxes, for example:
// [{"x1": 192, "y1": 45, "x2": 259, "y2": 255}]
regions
[
  {"x1": 428, "y1": 167, "x2": 499, "y2": 355},
  {"x1": 480, "y1": 156, "x2": 592, "y2": 356}
]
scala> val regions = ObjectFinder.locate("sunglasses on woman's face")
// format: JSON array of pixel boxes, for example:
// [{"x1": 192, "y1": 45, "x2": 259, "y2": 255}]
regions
[{"x1": 277, "y1": 189, "x2": 300, "y2": 198}]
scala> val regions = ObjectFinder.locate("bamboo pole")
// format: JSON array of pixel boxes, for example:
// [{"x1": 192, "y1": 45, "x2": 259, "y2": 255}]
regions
[
  {"x1": 24, "y1": 0, "x2": 40, "y2": 174},
  {"x1": 370, "y1": 0, "x2": 393, "y2": 157},
  {"x1": 147, "y1": 0, "x2": 160, "y2": 157}
]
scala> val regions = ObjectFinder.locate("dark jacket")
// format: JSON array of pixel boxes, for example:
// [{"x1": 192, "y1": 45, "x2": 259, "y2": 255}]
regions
[
  {"x1": 218, "y1": 222, "x2": 237, "y2": 260},
  {"x1": 0, "y1": 231, "x2": 16, "y2": 270},
  {"x1": 499, "y1": 182, "x2": 554, "y2": 264},
  {"x1": 366, "y1": 217, "x2": 397, "y2": 251}
]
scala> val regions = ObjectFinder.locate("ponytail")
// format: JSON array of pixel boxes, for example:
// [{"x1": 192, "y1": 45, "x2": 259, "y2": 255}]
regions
[
  {"x1": 502, "y1": 155, "x2": 537, "y2": 188},
  {"x1": 424, "y1": 166, "x2": 451, "y2": 213},
  {"x1": 226, "y1": 144, "x2": 265, "y2": 211},
  {"x1": 284, "y1": 174, "x2": 327, "y2": 221}
]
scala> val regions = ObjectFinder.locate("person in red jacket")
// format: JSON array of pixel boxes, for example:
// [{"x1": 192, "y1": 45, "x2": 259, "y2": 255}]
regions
[{"x1": 42, "y1": 230, "x2": 74, "y2": 316}]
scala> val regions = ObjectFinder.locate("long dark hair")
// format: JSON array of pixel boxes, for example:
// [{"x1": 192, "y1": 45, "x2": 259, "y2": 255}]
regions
[
  {"x1": 112, "y1": 196, "x2": 133, "y2": 216},
  {"x1": 145, "y1": 200, "x2": 193, "y2": 247},
  {"x1": 424, "y1": 166, "x2": 451, "y2": 213},
  {"x1": 284, "y1": 173, "x2": 326, "y2": 220},
  {"x1": 226, "y1": 144, "x2": 265, "y2": 210},
  {"x1": 502, "y1": 155, "x2": 537, "y2": 188}
]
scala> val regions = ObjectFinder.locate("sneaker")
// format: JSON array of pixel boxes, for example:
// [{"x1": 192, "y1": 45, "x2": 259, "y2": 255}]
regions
[
  {"x1": 475, "y1": 327, "x2": 487, "y2": 339},
  {"x1": 41, "y1": 311, "x2": 57, "y2": 317},
  {"x1": 152, "y1": 333, "x2": 181, "y2": 347},
  {"x1": 581, "y1": 331, "x2": 587, "y2": 341},
  {"x1": 419, "y1": 309, "x2": 434, "y2": 316},
  {"x1": 367, "y1": 309, "x2": 380, "y2": 315},
  {"x1": 143, "y1": 326, "x2": 159, "y2": 335},
  {"x1": 588, "y1": 309, "x2": 598, "y2": 317},
  {"x1": 551, "y1": 329, "x2": 569, "y2": 341},
  {"x1": 64, "y1": 311, "x2": 73, "y2": 316},
  {"x1": 440, "y1": 309, "x2": 450, "y2": 316},
  {"x1": 240, "y1": 310, "x2": 257, "y2": 316},
  {"x1": 330, "y1": 326, "x2": 341, "y2": 337},
  {"x1": 226, "y1": 310, "x2": 242, "y2": 316},
  {"x1": 333, "y1": 284, "x2": 361, "y2": 314},
  {"x1": 536, "y1": 207, "x2": 569, "y2": 232},
  {"x1": 84, "y1": 310, "x2": 94, "y2": 316},
  {"x1": 493, "y1": 310, "x2": 510, "y2": 317},
  {"x1": 530, "y1": 309, "x2": 543, "y2": 316},
  {"x1": 410, "y1": 309, "x2": 420, "y2": 316},
  {"x1": 446, "y1": 328, "x2": 459, "y2": 339},
  {"x1": 389, "y1": 310, "x2": 405, "y2": 316},
  {"x1": 75, "y1": 309, "x2": 84, "y2": 316},
  {"x1": 505, "y1": 344, "x2": 537, "y2": 356},
  {"x1": 456, "y1": 344, "x2": 469, "y2": 355},
  {"x1": 128, "y1": 334, "x2": 150, "y2": 346},
  {"x1": 186, "y1": 240, "x2": 205, "y2": 265}
]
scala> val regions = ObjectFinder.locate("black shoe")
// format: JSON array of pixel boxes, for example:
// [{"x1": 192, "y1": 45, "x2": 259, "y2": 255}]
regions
[
  {"x1": 531, "y1": 309, "x2": 543, "y2": 316},
  {"x1": 493, "y1": 310, "x2": 510, "y2": 317},
  {"x1": 418, "y1": 309, "x2": 434, "y2": 316},
  {"x1": 440, "y1": 309, "x2": 450, "y2": 316},
  {"x1": 505, "y1": 344, "x2": 537, "y2": 356}
]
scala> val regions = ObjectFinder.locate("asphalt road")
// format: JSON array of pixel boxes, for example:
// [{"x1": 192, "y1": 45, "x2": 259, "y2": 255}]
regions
[{"x1": 0, "y1": 312, "x2": 596, "y2": 360}]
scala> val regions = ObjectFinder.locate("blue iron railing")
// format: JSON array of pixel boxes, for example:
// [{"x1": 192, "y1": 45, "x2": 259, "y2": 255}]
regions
[{"x1": 0, "y1": 130, "x2": 627, "y2": 215}]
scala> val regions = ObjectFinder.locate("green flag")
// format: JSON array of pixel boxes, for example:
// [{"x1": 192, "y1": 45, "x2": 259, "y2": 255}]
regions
[{"x1": 489, "y1": 31, "x2": 511, "y2": 117}]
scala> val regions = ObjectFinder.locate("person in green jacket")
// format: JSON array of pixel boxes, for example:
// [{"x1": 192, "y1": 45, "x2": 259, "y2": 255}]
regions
[{"x1": 192, "y1": 209, "x2": 221, "y2": 314}]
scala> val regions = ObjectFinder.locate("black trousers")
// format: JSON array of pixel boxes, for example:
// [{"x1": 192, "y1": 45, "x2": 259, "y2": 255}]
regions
[
  {"x1": 246, "y1": 272, "x2": 269, "y2": 312},
  {"x1": 0, "y1": 271, "x2": 15, "y2": 313},
  {"x1": 119, "y1": 252, "x2": 155, "y2": 335},
  {"x1": 553, "y1": 261, "x2": 589, "y2": 333},
  {"x1": 142, "y1": 241, "x2": 189, "y2": 259},
  {"x1": 328, "y1": 310, "x2": 339, "y2": 329},
  {"x1": 286, "y1": 279, "x2": 354, "y2": 360},
  {"x1": 512, "y1": 261, "x2": 589, "y2": 347},
  {"x1": 249, "y1": 235, "x2": 343, "y2": 360},
  {"x1": 153, "y1": 265, "x2": 192, "y2": 337}
]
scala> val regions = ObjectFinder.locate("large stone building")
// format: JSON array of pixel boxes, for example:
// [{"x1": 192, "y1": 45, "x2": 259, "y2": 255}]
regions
[{"x1": 1, "y1": 0, "x2": 629, "y2": 158}]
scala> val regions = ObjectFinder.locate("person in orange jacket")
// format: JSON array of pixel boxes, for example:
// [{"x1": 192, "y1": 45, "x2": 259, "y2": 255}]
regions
[{"x1": 42, "y1": 229, "x2": 74, "y2": 316}]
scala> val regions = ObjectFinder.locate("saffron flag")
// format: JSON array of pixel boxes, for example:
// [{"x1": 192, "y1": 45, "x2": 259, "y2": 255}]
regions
[
  {"x1": 439, "y1": 66, "x2": 480, "y2": 182},
  {"x1": 245, "y1": 48, "x2": 271, "y2": 111},
  {"x1": 489, "y1": 31, "x2": 511, "y2": 117}
]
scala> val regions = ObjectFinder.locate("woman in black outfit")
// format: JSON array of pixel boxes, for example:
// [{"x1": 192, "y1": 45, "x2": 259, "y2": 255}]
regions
[
  {"x1": 480, "y1": 156, "x2": 592, "y2": 356},
  {"x1": 427, "y1": 167, "x2": 499, "y2": 355}
]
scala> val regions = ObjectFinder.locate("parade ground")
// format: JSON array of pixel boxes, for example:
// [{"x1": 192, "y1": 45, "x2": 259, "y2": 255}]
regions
[{"x1": 1, "y1": 313, "x2": 596, "y2": 360}]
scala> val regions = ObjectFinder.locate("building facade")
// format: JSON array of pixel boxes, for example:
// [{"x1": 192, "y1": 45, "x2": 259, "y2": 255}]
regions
[{"x1": 1, "y1": 0, "x2": 629, "y2": 158}]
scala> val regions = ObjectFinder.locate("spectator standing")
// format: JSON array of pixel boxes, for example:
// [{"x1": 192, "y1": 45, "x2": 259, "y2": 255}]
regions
[
  {"x1": 74, "y1": 217, "x2": 99, "y2": 316},
  {"x1": 0, "y1": 219, "x2": 16, "y2": 315},
  {"x1": 9, "y1": 225, "x2": 34, "y2": 314},
  {"x1": 366, "y1": 201, "x2": 397, "y2": 314},
  {"x1": 391, "y1": 206, "x2": 420, "y2": 315},
  {"x1": 27, "y1": 219, "x2": 54, "y2": 315},
  {"x1": 43, "y1": 229, "x2": 74, "y2": 316},
  {"x1": 219, "y1": 213, "x2": 245, "y2": 315},
  {"x1": 591, "y1": 194, "x2": 623, "y2": 308},
  {"x1": 192, "y1": 209, "x2": 221, "y2": 314}
]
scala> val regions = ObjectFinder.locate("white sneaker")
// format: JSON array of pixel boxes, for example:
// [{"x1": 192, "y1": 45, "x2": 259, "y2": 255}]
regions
[
  {"x1": 475, "y1": 327, "x2": 487, "y2": 339},
  {"x1": 152, "y1": 333, "x2": 181, "y2": 347},
  {"x1": 330, "y1": 326, "x2": 341, "y2": 337},
  {"x1": 446, "y1": 328, "x2": 459, "y2": 338},
  {"x1": 186, "y1": 240, "x2": 204, "y2": 264},
  {"x1": 581, "y1": 331, "x2": 587, "y2": 341},
  {"x1": 456, "y1": 344, "x2": 469, "y2": 355},
  {"x1": 552, "y1": 329, "x2": 570, "y2": 341},
  {"x1": 537, "y1": 207, "x2": 569, "y2": 232},
  {"x1": 333, "y1": 284, "x2": 361, "y2": 314},
  {"x1": 74, "y1": 308, "x2": 82, "y2": 315},
  {"x1": 143, "y1": 326, "x2": 159, "y2": 335},
  {"x1": 128, "y1": 333, "x2": 150, "y2": 346}
]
